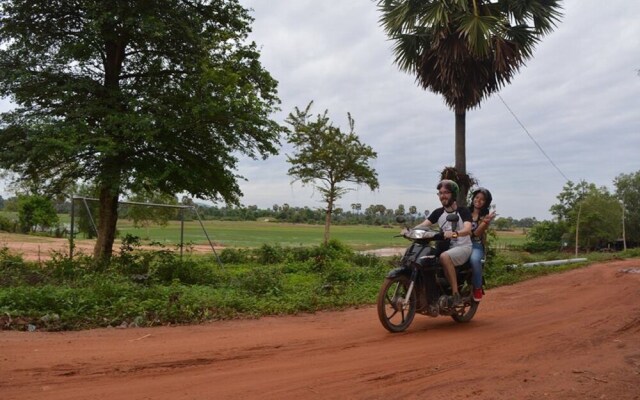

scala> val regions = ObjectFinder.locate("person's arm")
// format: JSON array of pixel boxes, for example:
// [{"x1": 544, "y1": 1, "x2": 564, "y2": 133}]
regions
[
  {"x1": 440, "y1": 207, "x2": 469, "y2": 238},
  {"x1": 458, "y1": 220, "x2": 472, "y2": 237},
  {"x1": 473, "y1": 211, "x2": 496, "y2": 238},
  {"x1": 444, "y1": 221, "x2": 472, "y2": 239},
  {"x1": 413, "y1": 218, "x2": 433, "y2": 229},
  {"x1": 414, "y1": 209, "x2": 441, "y2": 229}
]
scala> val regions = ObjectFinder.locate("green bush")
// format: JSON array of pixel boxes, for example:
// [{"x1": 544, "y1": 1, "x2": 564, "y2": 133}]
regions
[
  {"x1": 254, "y1": 243, "x2": 286, "y2": 264},
  {"x1": 0, "y1": 248, "x2": 44, "y2": 286},
  {"x1": 0, "y1": 214, "x2": 17, "y2": 232},
  {"x1": 154, "y1": 259, "x2": 224, "y2": 285},
  {"x1": 17, "y1": 195, "x2": 59, "y2": 233},
  {"x1": 522, "y1": 220, "x2": 566, "y2": 253},
  {"x1": 321, "y1": 259, "x2": 353, "y2": 284},
  {"x1": 234, "y1": 265, "x2": 284, "y2": 296},
  {"x1": 309, "y1": 239, "x2": 355, "y2": 272},
  {"x1": 219, "y1": 248, "x2": 251, "y2": 264},
  {"x1": 287, "y1": 246, "x2": 316, "y2": 262},
  {"x1": 522, "y1": 241, "x2": 561, "y2": 252}
]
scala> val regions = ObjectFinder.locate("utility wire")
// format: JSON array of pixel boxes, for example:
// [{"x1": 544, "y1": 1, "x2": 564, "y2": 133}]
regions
[{"x1": 497, "y1": 93, "x2": 570, "y2": 182}]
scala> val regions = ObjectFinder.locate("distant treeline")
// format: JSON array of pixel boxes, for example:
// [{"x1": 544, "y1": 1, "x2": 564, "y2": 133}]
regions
[{"x1": 0, "y1": 195, "x2": 540, "y2": 229}]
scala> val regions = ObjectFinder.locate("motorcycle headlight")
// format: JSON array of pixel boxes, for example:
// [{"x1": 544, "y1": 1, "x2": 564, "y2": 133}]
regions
[{"x1": 408, "y1": 229, "x2": 436, "y2": 239}]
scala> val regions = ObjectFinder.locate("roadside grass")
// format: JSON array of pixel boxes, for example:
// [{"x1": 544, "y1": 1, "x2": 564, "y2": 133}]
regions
[
  {"x1": 0, "y1": 241, "x2": 389, "y2": 331},
  {"x1": 2, "y1": 237, "x2": 638, "y2": 332}
]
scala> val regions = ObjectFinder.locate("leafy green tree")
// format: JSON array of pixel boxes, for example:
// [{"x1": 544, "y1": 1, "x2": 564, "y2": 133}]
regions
[
  {"x1": 493, "y1": 217, "x2": 512, "y2": 231},
  {"x1": 351, "y1": 203, "x2": 362, "y2": 215},
  {"x1": 524, "y1": 220, "x2": 567, "y2": 252},
  {"x1": 2, "y1": 196, "x2": 18, "y2": 212},
  {"x1": 549, "y1": 180, "x2": 597, "y2": 221},
  {"x1": 614, "y1": 170, "x2": 640, "y2": 245},
  {"x1": 527, "y1": 220, "x2": 566, "y2": 243},
  {"x1": 285, "y1": 102, "x2": 379, "y2": 244},
  {"x1": 572, "y1": 191, "x2": 622, "y2": 250},
  {"x1": 0, "y1": 0, "x2": 281, "y2": 260},
  {"x1": 516, "y1": 217, "x2": 538, "y2": 229},
  {"x1": 17, "y1": 195, "x2": 59, "y2": 233},
  {"x1": 550, "y1": 181, "x2": 622, "y2": 250},
  {"x1": 364, "y1": 205, "x2": 373, "y2": 215},
  {"x1": 376, "y1": 0, "x2": 562, "y2": 204},
  {"x1": 374, "y1": 205, "x2": 387, "y2": 216}
]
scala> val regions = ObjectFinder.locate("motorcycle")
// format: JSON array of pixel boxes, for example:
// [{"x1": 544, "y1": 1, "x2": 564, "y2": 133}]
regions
[{"x1": 377, "y1": 213, "x2": 480, "y2": 332}]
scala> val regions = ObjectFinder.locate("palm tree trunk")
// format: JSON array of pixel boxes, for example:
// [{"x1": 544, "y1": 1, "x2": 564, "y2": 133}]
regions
[{"x1": 455, "y1": 110, "x2": 469, "y2": 206}]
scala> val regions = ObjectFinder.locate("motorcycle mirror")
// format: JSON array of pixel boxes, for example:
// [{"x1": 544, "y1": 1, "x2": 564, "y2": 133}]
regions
[
  {"x1": 446, "y1": 213, "x2": 459, "y2": 222},
  {"x1": 424, "y1": 210, "x2": 430, "y2": 218}
]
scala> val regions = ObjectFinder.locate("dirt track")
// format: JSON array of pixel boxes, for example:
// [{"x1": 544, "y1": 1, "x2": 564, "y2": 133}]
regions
[
  {"x1": 0, "y1": 233, "x2": 222, "y2": 261},
  {"x1": 2, "y1": 259, "x2": 640, "y2": 400}
]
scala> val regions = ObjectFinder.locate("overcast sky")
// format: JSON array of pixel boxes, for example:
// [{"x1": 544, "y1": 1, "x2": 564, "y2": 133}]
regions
[
  {"x1": 232, "y1": 0, "x2": 640, "y2": 220},
  {"x1": 1, "y1": 0, "x2": 638, "y2": 220}
]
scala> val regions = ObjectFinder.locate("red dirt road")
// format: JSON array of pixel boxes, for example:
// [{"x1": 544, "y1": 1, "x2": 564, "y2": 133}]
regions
[{"x1": 2, "y1": 259, "x2": 640, "y2": 400}]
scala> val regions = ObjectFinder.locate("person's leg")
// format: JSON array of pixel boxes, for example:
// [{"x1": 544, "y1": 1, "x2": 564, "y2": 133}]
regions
[
  {"x1": 441, "y1": 246, "x2": 472, "y2": 304},
  {"x1": 470, "y1": 242, "x2": 485, "y2": 301},
  {"x1": 440, "y1": 252, "x2": 459, "y2": 296},
  {"x1": 470, "y1": 242, "x2": 484, "y2": 289}
]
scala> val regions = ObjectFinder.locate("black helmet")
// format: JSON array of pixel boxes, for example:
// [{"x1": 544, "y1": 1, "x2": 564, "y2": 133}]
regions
[
  {"x1": 437, "y1": 179, "x2": 459, "y2": 199},
  {"x1": 471, "y1": 187, "x2": 493, "y2": 210}
]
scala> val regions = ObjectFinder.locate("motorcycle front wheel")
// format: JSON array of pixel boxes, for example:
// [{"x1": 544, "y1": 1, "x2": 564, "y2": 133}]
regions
[{"x1": 377, "y1": 276, "x2": 416, "y2": 333}]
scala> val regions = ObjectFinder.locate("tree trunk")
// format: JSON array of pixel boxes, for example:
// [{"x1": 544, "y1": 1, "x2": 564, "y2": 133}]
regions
[
  {"x1": 324, "y1": 194, "x2": 334, "y2": 245},
  {"x1": 455, "y1": 110, "x2": 468, "y2": 206},
  {"x1": 323, "y1": 209, "x2": 332, "y2": 245},
  {"x1": 93, "y1": 185, "x2": 120, "y2": 260}
]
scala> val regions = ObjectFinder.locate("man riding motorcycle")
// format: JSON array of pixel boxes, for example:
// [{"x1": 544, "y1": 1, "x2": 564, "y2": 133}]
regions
[{"x1": 412, "y1": 180, "x2": 472, "y2": 306}]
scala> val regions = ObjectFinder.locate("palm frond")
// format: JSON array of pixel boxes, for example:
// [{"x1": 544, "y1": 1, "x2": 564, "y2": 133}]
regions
[{"x1": 376, "y1": 0, "x2": 562, "y2": 112}]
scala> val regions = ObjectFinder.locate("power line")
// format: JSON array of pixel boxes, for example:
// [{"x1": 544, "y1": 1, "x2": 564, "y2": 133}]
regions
[{"x1": 497, "y1": 93, "x2": 570, "y2": 182}]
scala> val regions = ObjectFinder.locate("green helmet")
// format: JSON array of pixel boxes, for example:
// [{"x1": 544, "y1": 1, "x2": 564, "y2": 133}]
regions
[{"x1": 437, "y1": 179, "x2": 459, "y2": 199}]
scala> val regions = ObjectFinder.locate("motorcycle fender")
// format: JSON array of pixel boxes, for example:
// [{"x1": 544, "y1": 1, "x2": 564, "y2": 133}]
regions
[{"x1": 386, "y1": 267, "x2": 411, "y2": 279}]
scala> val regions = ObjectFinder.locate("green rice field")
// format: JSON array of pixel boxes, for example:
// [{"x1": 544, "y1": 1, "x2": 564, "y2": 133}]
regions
[
  {"x1": 114, "y1": 219, "x2": 527, "y2": 250},
  {"x1": 1, "y1": 211, "x2": 527, "y2": 251},
  {"x1": 114, "y1": 220, "x2": 405, "y2": 250}
]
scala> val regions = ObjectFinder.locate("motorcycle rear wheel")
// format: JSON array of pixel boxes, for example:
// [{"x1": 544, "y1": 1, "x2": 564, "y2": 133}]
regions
[
  {"x1": 450, "y1": 286, "x2": 479, "y2": 323},
  {"x1": 377, "y1": 276, "x2": 416, "y2": 333}
]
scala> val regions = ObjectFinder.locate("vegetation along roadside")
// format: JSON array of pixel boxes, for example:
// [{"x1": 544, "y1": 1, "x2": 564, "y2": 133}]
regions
[{"x1": 2, "y1": 237, "x2": 639, "y2": 332}]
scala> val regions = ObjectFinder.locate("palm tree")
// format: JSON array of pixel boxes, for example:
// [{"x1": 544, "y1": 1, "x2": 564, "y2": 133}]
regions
[{"x1": 377, "y1": 0, "x2": 562, "y2": 204}]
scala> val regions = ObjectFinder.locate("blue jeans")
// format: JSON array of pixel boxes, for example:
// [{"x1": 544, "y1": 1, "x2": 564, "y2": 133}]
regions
[{"x1": 470, "y1": 241, "x2": 484, "y2": 289}]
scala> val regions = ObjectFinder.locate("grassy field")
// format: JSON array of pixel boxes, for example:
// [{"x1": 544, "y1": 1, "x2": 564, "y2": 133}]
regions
[
  {"x1": 115, "y1": 220, "x2": 415, "y2": 250},
  {"x1": 112, "y1": 220, "x2": 528, "y2": 250},
  {"x1": 1, "y1": 211, "x2": 527, "y2": 250}
]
